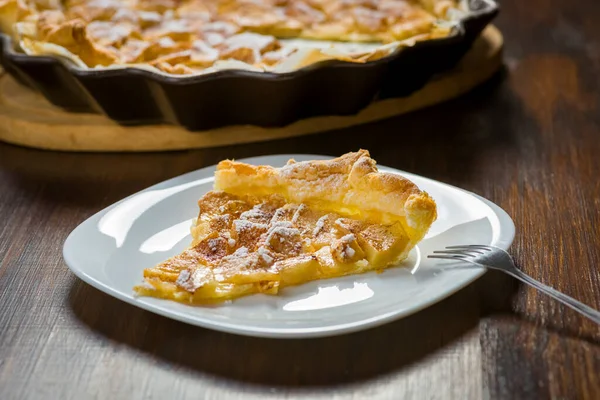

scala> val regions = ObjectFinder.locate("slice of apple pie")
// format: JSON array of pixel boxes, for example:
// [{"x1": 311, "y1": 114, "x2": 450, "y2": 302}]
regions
[{"x1": 134, "y1": 150, "x2": 437, "y2": 304}]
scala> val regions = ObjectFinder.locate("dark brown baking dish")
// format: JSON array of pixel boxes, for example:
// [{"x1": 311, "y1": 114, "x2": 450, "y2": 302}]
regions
[{"x1": 0, "y1": 0, "x2": 498, "y2": 131}]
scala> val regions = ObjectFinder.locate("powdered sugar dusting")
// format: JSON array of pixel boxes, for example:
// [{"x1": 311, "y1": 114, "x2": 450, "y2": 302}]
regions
[
  {"x1": 176, "y1": 269, "x2": 190, "y2": 285},
  {"x1": 345, "y1": 246, "x2": 355, "y2": 258},
  {"x1": 272, "y1": 221, "x2": 293, "y2": 228},
  {"x1": 291, "y1": 203, "x2": 307, "y2": 224},
  {"x1": 231, "y1": 246, "x2": 249, "y2": 257},
  {"x1": 335, "y1": 218, "x2": 351, "y2": 231},
  {"x1": 265, "y1": 221, "x2": 300, "y2": 245},
  {"x1": 234, "y1": 219, "x2": 268, "y2": 233},
  {"x1": 176, "y1": 268, "x2": 210, "y2": 292},
  {"x1": 313, "y1": 215, "x2": 328, "y2": 236},
  {"x1": 257, "y1": 247, "x2": 274, "y2": 265},
  {"x1": 270, "y1": 207, "x2": 289, "y2": 222},
  {"x1": 208, "y1": 238, "x2": 220, "y2": 252},
  {"x1": 340, "y1": 233, "x2": 356, "y2": 243},
  {"x1": 240, "y1": 207, "x2": 269, "y2": 221},
  {"x1": 340, "y1": 233, "x2": 357, "y2": 259}
]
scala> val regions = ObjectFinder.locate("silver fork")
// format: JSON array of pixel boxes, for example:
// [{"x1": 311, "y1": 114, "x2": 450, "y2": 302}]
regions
[{"x1": 428, "y1": 245, "x2": 600, "y2": 324}]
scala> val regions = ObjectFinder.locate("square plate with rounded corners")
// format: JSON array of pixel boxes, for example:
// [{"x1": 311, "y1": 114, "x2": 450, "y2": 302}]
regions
[{"x1": 63, "y1": 154, "x2": 515, "y2": 338}]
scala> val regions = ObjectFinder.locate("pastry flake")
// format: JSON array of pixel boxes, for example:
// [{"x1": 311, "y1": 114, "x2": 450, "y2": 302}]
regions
[{"x1": 134, "y1": 150, "x2": 437, "y2": 304}]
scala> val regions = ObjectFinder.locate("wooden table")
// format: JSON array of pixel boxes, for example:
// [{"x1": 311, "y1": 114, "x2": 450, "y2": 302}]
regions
[{"x1": 1, "y1": 1, "x2": 600, "y2": 398}]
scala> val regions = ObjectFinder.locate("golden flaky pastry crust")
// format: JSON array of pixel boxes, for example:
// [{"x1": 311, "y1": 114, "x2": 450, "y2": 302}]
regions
[
  {"x1": 0, "y1": 0, "x2": 461, "y2": 76},
  {"x1": 215, "y1": 149, "x2": 437, "y2": 243},
  {"x1": 134, "y1": 150, "x2": 437, "y2": 305}
]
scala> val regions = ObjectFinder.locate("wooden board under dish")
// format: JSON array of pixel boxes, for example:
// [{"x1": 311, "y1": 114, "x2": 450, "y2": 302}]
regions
[{"x1": 0, "y1": 26, "x2": 502, "y2": 153}]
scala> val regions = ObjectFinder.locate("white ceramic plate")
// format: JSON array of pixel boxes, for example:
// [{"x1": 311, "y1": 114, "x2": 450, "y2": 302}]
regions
[{"x1": 63, "y1": 154, "x2": 515, "y2": 338}]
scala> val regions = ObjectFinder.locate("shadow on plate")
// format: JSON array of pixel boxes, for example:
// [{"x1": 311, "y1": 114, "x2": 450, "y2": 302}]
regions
[{"x1": 68, "y1": 267, "x2": 517, "y2": 387}]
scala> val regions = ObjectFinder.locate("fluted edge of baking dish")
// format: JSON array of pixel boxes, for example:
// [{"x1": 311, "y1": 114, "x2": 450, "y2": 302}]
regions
[{"x1": 0, "y1": 0, "x2": 498, "y2": 131}]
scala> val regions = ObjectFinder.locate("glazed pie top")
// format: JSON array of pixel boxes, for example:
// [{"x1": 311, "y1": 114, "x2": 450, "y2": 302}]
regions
[
  {"x1": 134, "y1": 150, "x2": 437, "y2": 304},
  {"x1": 0, "y1": 0, "x2": 460, "y2": 75}
]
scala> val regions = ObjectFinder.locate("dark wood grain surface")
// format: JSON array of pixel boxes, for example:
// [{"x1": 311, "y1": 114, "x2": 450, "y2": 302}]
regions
[{"x1": 1, "y1": 0, "x2": 600, "y2": 398}]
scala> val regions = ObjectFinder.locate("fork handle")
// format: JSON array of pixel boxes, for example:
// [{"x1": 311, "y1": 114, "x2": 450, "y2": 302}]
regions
[{"x1": 507, "y1": 268, "x2": 600, "y2": 324}]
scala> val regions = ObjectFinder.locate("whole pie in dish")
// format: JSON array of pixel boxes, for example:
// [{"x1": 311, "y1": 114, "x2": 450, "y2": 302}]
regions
[
  {"x1": 0, "y1": 0, "x2": 463, "y2": 76},
  {"x1": 134, "y1": 150, "x2": 437, "y2": 304}
]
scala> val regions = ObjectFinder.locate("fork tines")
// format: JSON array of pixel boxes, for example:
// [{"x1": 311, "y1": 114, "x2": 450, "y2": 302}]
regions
[
  {"x1": 445, "y1": 245, "x2": 493, "y2": 250},
  {"x1": 428, "y1": 254, "x2": 470, "y2": 260},
  {"x1": 427, "y1": 244, "x2": 494, "y2": 260}
]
